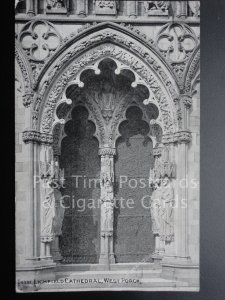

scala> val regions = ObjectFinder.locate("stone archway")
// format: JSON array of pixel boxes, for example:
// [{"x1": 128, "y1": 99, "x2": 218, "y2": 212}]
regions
[
  {"x1": 22, "y1": 23, "x2": 195, "y2": 271},
  {"x1": 49, "y1": 57, "x2": 162, "y2": 265}
]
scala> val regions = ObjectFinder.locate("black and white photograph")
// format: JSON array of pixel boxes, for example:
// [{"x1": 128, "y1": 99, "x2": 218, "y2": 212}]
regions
[{"x1": 15, "y1": 0, "x2": 202, "y2": 293}]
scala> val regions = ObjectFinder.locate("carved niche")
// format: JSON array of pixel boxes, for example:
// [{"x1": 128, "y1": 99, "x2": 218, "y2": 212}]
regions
[
  {"x1": 94, "y1": 0, "x2": 119, "y2": 15},
  {"x1": 188, "y1": 1, "x2": 200, "y2": 17},
  {"x1": 144, "y1": 1, "x2": 169, "y2": 16},
  {"x1": 46, "y1": 0, "x2": 67, "y2": 14},
  {"x1": 150, "y1": 147, "x2": 176, "y2": 243}
]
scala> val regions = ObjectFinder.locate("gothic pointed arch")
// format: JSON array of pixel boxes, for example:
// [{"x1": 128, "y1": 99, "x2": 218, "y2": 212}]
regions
[{"x1": 31, "y1": 22, "x2": 185, "y2": 143}]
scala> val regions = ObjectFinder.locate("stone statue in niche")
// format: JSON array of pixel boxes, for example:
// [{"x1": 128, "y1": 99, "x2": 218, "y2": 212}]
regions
[
  {"x1": 94, "y1": 0, "x2": 119, "y2": 15},
  {"x1": 101, "y1": 172, "x2": 114, "y2": 232},
  {"x1": 97, "y1": 81, "x2": 115, "y2": 124},
  {"x1": 150, "y1": 179, "x2": 161, "y2": 235},
  {"x1": 41, "y1": 177, "x2": 57, "y2": 242},
  {"x1": 150, "y1": 147, "x2": 175, "y2": 246},
  {"x1": 46, "y1": 0, "x2": 67, "y2": 14},
  {"x1": 47, "y1": 0, "x2": 65, "y2": 9},
  {"x1": 40, "y1": 155, "x2": 65, "y2": 245},
  {"x1": 159, "y1": 176, "x2": 174, "y2": 242},
  {"x1": 101, "y1": 172, "x2": 114, "y2": 201},
  {"x1": 53, "y1": 188, "x2": 65, "y2": 236},
  {"x1": 144, "y1": 1, "x2": 169, "y2": 16},
  {"x1": 188, "y1": 1, "x2": 200, "y2": 17}
]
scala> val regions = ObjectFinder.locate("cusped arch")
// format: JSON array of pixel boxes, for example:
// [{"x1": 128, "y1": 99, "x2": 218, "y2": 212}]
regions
[
  {"x1": 35, "y1": 22, "x2": 178, "y2": 89},
  {"x1": 34, "y1": 23, "x2": 183, "y2": 142}
]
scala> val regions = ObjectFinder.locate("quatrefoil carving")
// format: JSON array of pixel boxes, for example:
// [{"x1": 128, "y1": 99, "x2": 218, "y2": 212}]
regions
[
  {"x1": 156, "y1": 23, "x2": 198, "y2": 63},
  {"x1": 19, "y1": 20, "x2": 62, "y2": 62}
]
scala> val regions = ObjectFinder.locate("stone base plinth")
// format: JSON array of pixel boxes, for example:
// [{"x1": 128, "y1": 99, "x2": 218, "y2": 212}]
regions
[
  {"x1": 16, "y1": 261, "x2": 56, "y2": 292},
  {"x1": 161, "y1": 258, "x2": 199, "y2": 287}
]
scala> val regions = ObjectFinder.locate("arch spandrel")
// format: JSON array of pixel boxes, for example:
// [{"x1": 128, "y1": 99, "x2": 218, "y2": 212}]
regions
[
  {"x1": 31, "y1": 23, "x2": 182, "y2": 134},
  {"x1": 183, "y1": 45, "x2": 200, "y2": 93},
  {"x1": 15, "y1": 40, "x2": 34, "y2": 108}
]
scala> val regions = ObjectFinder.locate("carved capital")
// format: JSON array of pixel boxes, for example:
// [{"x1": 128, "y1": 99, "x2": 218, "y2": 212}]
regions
[
  {"x1": 153, "y1": 147, "x2": 163, "y2": 157},
  {"x1": 99, "y1": 147, "x2": 116, "y2": 157},
  {"x1": 22, "y1": 130, "x2": 53, "y2": 145},
  {"x1": 162, "y1": 131, "x2": 192, "y2": 145},
  {"x1": 174, "y1": 130, "x2": 192, "y2": 144},
  {"x1": 41, "y1": 236, "x2": 54, "y2": 243},
  {"x1": 180, "y1": 93, "x2": 192, "y2": 109},
  {"x1": 22, "y1": 89, "x2": 34, "y2": 108}
]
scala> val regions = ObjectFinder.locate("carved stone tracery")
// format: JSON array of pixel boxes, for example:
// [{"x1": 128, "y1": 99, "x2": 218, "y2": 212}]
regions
[
  {"x1": 38, "y1": 41, "x2": 179, "y2": 137},
  {"x1": 155, "y1": 22, "x2": 199, "y2": 82}
]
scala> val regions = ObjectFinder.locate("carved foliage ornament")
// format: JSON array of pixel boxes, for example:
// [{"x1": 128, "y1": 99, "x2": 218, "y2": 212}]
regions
[
  {"x1": 19, "y1": 20, "x2": 62, "y2": 62},
  {"x1": 22, "y1": 130, "x2": 53, "y2": 145},
  {"x1": 38, "y1": 40, "x2": 178, "y2": 135},
  {"x1": 162, "y1": 130, "x2": 192, "y2": 144},
  {"x1": 15, "y1": 46, "x2": 34, "y2": 107},
  {"x1": 41, "y1": 46, "x2": 174, "y2": 135}
]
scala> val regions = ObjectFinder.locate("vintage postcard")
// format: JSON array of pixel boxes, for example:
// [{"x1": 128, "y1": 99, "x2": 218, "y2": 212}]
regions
[{"x1": 15, "y1": 0, "x2": 200, "y2": 292}]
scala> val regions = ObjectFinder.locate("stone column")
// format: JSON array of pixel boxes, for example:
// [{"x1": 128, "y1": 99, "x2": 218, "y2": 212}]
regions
[
  {"x1": 20, "y1": 130, "x2": 56, "y2": 280},
  {"x1": 26, "y1": 0, "x2": 35, "y2": 16},
  {"x1": 152, "y1": 236, "x2": 165, "y2": 263},
  {"x1": 161, "y1": 130, "x2": 192, "y2": 276},
  {"x1": 76, "y1": 0, "x2": 87, "y2": 17},
  {"x1": 174, "y1": 95, "x2": 192, "y2": 261},
  {"x1": 127, "y1": 1, "x2": 137, "y2": 18},
  {"x1": 98, "y1": 147, "x2": 116, "y2": 268}
]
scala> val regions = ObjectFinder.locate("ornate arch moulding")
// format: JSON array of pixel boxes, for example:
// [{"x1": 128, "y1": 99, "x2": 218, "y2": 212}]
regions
[
  {"x1": 39, "y1": 50, "x2": 177, "y2": 143},
  {"x1": 34, "y1": 26, "x2": 183, "y2": 136},
  {"x1": 34, "y1": 21, "x2": 179, "y2": 89}
]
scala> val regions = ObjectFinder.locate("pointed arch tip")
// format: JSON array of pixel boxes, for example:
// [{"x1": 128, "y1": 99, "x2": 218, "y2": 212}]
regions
[{"x1": 35, "y1": 21, "x2": 178, "y2": 90}]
